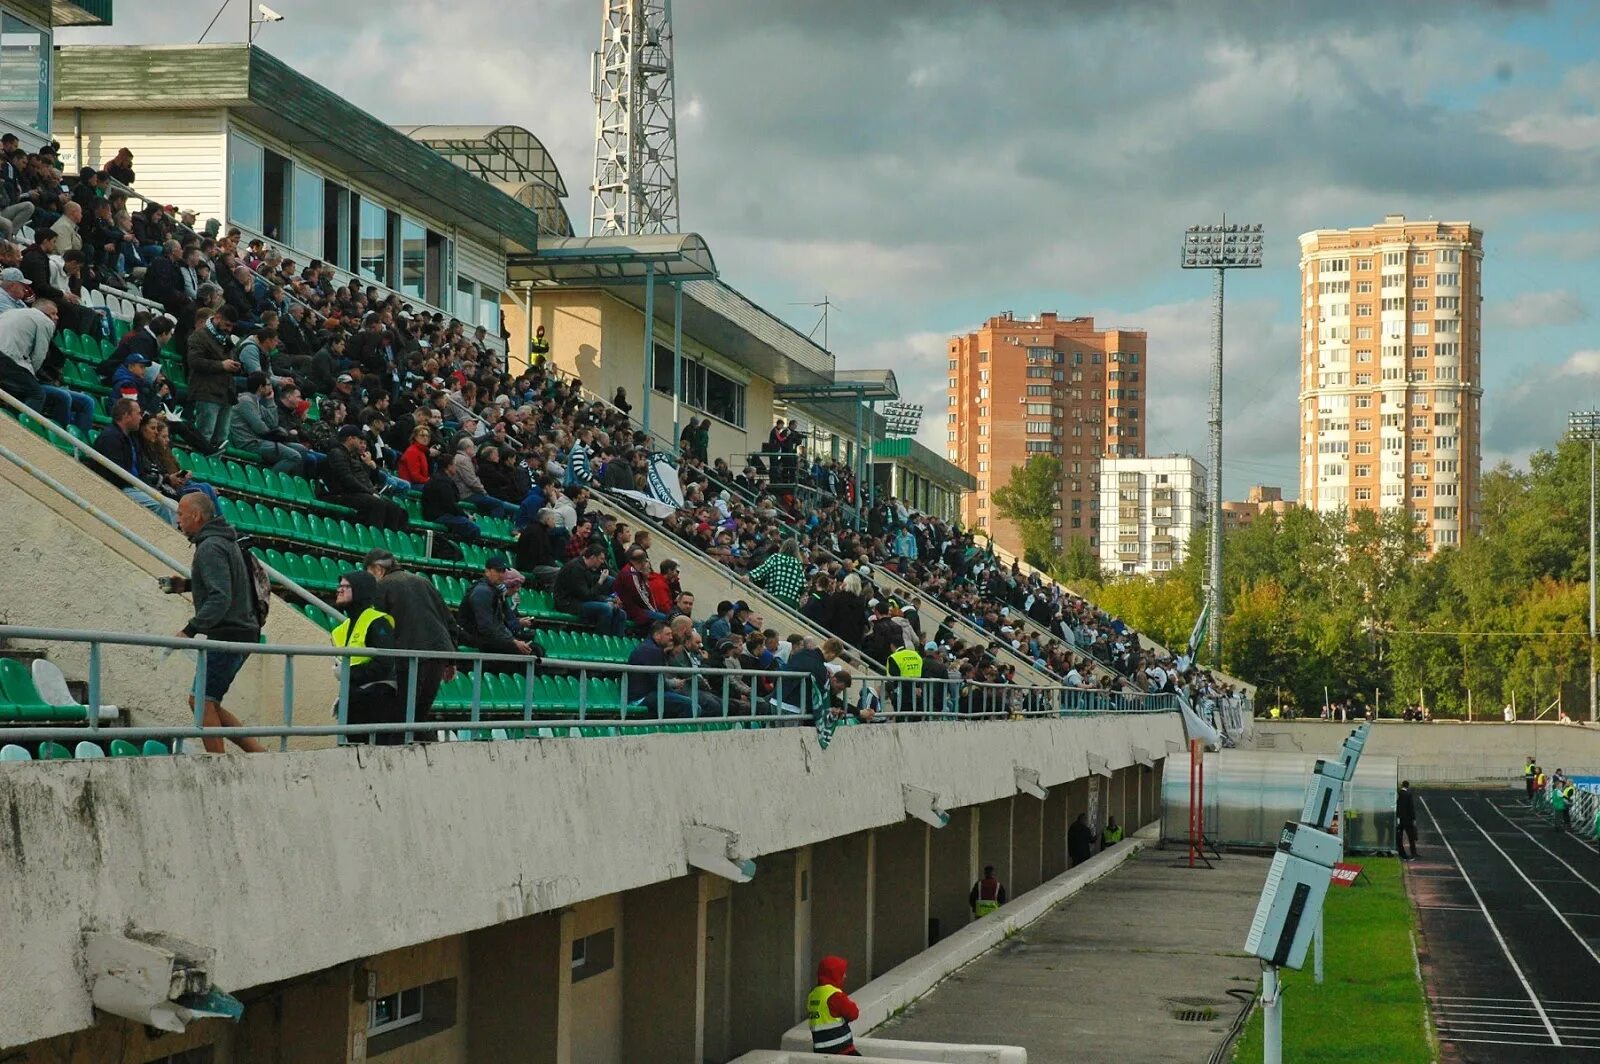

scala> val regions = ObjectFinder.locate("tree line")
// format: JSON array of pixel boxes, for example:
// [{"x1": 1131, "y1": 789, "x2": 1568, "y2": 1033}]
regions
[{"x1": 992, "y1": 445, "x2": 1596, "y2": 718}]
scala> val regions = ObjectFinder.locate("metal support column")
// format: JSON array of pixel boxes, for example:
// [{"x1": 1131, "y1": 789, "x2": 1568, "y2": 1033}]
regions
[
  {"x1": 672, "y1": 280, "x2": 684, "y2": 452},
  {"x1": 524, "y1": 282, "x2": 535, "y2": 372},
  {"x1": 641, "y1": 261, "x2": 655, "y2": 437},
  {"x1": 1207, "y1": 267, "x2": 1225, "y2": 666}
]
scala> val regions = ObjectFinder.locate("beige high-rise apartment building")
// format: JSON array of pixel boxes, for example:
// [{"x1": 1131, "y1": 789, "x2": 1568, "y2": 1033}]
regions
[
  {"x1": 1298, "y1": 215, "x2": 1483, "y2": 550},
  {"x1": 947, "y1": 312, "x2": 1146, "y2": 559}
]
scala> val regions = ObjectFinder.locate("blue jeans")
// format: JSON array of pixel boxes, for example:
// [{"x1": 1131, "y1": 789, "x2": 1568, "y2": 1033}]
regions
[
  {"x1": 255, "y1": 441, "x2": 304, "y2": 474},
  {"x1": 437, "y1": 513, "x2": 482, "y2": 542},
  {"x1": 577, "y1": 600, "x2": 627, "y2": 636},
  {"x1": 39, "y1": 385, "x2": 94, "y2": 434},
  {"x1": 194, "y1": 649, "x2": 249, "y2": 703},
  {"x1": 466, "y1": 492, "x2": 519, "y2": 519},
  {"x1": 123, "y1": 486, "x2": 175, "y2": 524},
  {"x1": 633, "y1": 691, "x2": 697, "y2": 719},
  {"x1": 192, "y1": 402, "x2": 232, "y2": 453}
]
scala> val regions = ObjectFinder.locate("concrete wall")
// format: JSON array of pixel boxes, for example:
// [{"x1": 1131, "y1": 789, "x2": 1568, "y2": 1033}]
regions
[
  {"x1": 1248, "y1": 720, "x2": 1600, "y2": 781},
  {"x1": 0, "y1": 416, "x2": 338, "y2": 732},
  {"x1": 0, "y1": 712, "x2": 1182, "y2": 1049}
]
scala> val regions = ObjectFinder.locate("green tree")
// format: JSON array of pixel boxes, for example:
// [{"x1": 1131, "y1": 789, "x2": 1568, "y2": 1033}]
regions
[{"x1": 991, "y1": 455, "x2": 1063, "y2": 570}]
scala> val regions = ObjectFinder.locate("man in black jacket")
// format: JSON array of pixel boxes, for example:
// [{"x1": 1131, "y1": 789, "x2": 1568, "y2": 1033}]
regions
[
  {"x1": 554, "y1": 543, "x2": 626, "y2": 635},
  {"x1": 322, "y1": 425, "x2": 408, "y2": 529},
  {"x1": 1068, "y1": 813, "x2": 1096, "y2": 867},
  {"x1": 459, "y1": 557, "x2": 533, "y2": 656},
  {"x1": 420, "y1": 469, "x2": 482, "y2": 543},
  {"x1": 363, "y1": 548, "x2": 459, "y2": 732},
  {"x1": 1396, "y1": 781, "x2": 1418, "y2": 860},
  {"x1": 143, "y1": 240, "x2": 195, "y2": 340}
]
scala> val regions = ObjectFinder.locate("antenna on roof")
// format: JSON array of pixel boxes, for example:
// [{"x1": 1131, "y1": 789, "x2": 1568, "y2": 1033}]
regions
[{"x1": 788, "y1": 294, "x2": 838, "y2": 350}]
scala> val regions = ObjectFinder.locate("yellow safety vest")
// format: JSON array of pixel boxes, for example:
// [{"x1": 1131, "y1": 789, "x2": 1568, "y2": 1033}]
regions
[
  {"x1": 331, "y1": 607, "x2": 394, "y2": 666},
  {"x1": 889, "y1": 648, "x2": 923, "y2": 678},
  {"x1": 1105, "y1": 825, "x2": 1125, "y2": 844},
  {"x1": 975, "y1": 877, "x2": 1002, "y2": 917},
  {"x1": 1525, "y1": 761, "x2": 1536, "y2": 779},
  {"x1": 806, "y1": 984, "x2": 853, "y2": 1053}
]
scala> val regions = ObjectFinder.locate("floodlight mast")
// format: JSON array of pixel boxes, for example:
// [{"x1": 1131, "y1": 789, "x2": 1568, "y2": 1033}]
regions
[
  {"x1": 1570, "y1": 409, "x2": 1600, "y2": 723},
  {"x1": 1180, "y1": 219, "x2": 1263, "y2": 667}
]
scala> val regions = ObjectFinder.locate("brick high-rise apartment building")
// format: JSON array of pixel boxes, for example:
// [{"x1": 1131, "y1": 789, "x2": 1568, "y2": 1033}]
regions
[
  {"x1": 1298, "y1": 216, "x2": 1483, "y2": 550},
  {"x1": 947, "y1": 312, "x2": 1146, "y2": 559}
]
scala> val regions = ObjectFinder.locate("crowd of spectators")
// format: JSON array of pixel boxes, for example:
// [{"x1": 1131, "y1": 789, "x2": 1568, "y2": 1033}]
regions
[{"x1": 0, "y1": 142, "x2": 1242, "y2": 726}]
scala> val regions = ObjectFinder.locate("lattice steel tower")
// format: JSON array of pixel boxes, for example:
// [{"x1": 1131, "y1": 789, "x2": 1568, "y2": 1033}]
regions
[{"x1": 590, "y1": 0, "x2": 680, "y2": 236}]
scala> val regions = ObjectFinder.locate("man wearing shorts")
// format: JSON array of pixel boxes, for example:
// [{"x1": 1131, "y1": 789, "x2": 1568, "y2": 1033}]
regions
[{"x1": 171, "y1": 492, "x2": 266, "y2": 753}]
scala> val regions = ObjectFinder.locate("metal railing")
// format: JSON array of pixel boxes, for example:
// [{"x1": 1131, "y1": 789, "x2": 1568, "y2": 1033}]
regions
[
  {"x1": 0, "y1": 625, "x2": 1181, "y2": 753},
  {"x1": 0, "y1": 385, "x2": 339, "y2": 622}
]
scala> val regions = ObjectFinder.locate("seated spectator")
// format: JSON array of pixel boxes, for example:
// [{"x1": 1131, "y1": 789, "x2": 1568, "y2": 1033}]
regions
[
  {"x1": 421, "y1": 467, "x2": 482, "y2": 543},
  {"x1": 457, "y1": 557, "x2": 534, "y2": 657},
  {"x1": 397, "y1": 423, "x2": 435, "y2": 486},
  {"x1": 0, "y1": 299, "x2": 68, "y2": 420},
  {"x1": 321, "y1": 425, "x2": 409, "y2": 529},
  {"x1": 514, "y1": 508, "x2": 561, "y2": 576},
  {"x1": 230, "y1": 373, "x2": 306, "y2": 475},
  {"x1": 553, "y1": 542, "x2": 626, "y2": 636},
  {"x1": 625, "y1": 621, "x2": 696, "y2": 718},
  {"x1": 137, "y1": 412, "x2": 196, "y2": 501},
  {"x1": 90, "y1": 396, "x2": 171, "y2": 523},
  {"x1": 615, "y1": 547, "x2": 665, "y2": 629},
  {"x1": 448, "y1": 435, "x2": 518, "y2": 519},
  {"x1": 648, "y1": 559, "x2": 680, "y2": 614}
]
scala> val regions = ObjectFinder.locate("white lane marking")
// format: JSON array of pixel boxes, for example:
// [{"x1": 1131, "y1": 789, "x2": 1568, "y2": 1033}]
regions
[
  {"x1": 1419, "y1": 796, "x2": 1562, "y2": 1046},
  {"x1": 1451, "y1": 797, "x2": 1600, "y2": 969}
]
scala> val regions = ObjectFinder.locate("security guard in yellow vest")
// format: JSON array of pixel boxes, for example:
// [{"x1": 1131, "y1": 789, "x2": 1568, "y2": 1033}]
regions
[
  {"x1": 1102, "y1": 816, "x2": 1125, "y2": 847},
  {"x1": 807, "y1": 955, "x2": 861, "y2": 1055},
  {"x1": 529, "y1": 325, "x2": 550, "y2": 367},
  {"x1": 887, "y1": 644, "x2": 923, "y2": 718},
  {"x1": 970, "y1": 865, "x2": 1008, "y2": 918},
  {"x1": 333, "y1": 570, "x2": 402, "y2": 744},
  {"x1": 1525, "y1": 756, "x2": 1537, "y2": 801}
]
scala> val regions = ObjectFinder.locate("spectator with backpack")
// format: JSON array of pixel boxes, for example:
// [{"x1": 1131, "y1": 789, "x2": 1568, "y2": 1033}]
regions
[{"x1": 165, "y1": 491, "x2": 268, "y2": 754}]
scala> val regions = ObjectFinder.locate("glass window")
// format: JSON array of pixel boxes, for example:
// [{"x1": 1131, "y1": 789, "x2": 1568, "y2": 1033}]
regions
[
  {"x1": 456, "y1": 276, "x2": 477, "y2": 325},
  {"x1": 477, "y1": 284, "x2": 500, "y2": 333},
  {"x1": 367, "y1": 986, "x2": 423, "y2": 1035},
  {"x1": 399, "y1": 217, "x2": 426, "y2": 301},
  {"x1": 0, "y1": 14, "x2": 49, "y2": 136},
  {"x1": 358, "y1": 197, "x2": 388, "y2": 283},
  {"x1": 290, "y1": 165, "x2": 323, "y2": 259},
  {"x1": 227, "y1": 131, "x2": 264, "y2": 232}
]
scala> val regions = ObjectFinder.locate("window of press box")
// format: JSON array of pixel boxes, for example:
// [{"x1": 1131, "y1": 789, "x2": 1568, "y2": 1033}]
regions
[
  {"x1": 652, "y1": 343, "x2": 746, "y2": 428},
  {"x1": 0, "y1": 13, "x2": 50, "y2": 137}
]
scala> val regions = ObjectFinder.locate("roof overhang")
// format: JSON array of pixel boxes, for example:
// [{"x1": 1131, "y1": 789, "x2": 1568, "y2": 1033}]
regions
[
  {"x1": 776, "y1": 369, "x2": 899, "y2": 404},
  {"x1": 54, "y1": 45, "x2": 543, "y2": 254},
  {"x1": 507, "y1": 233, "x2": 716, "y2": 285}
]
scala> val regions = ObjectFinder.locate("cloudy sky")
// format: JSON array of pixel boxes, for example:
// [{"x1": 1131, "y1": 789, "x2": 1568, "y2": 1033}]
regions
[{"x1": 64, "y1": 0, "x2": 1600, "y2": 496}]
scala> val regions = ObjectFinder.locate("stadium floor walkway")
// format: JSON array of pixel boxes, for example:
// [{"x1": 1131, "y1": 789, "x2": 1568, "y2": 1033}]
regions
[
  {"x1": 873, "y1": 847, "x2": 1267, "y2": 1063},
  {"x1": 1414, "y1": 788, "x2": 1600, "y2": 1062}
]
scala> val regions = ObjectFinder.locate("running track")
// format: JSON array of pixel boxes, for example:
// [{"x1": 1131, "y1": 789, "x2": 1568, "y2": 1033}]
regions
[{"x1": 1413, "y1": 789, "x2": 1600, "y2": 1062}]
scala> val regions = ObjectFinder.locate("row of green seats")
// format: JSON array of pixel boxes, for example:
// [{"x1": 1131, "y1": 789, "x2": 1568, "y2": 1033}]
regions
[
  {"x1": 57, "y1": 359, "x2": 109, "y2": 396},
  {"x1": 221, "y1": 497, "x2": 465, "y2": 570},
  {"x1": 433, "y1": 674, "x2": 628, "y2": 715},
  {"x1": 0, "y1": 659, "x2": 88, "y2": 723},
  {"x1": 0, "y1": 738, "x2": 170, "y2": 761},
  {"x1": 256, "y1": 548, "x2": 349, "y2": 594},
  {"x1": 177, "y1": 449, "x2": 343, "y2": 513},
  {"x1": 300, "y1": 603, "x2": 340, "y2": 631},
  {"x1": 57, "y1": 328, "x2": 115, "y2": 363},
  {"x1": 529, "y1": 629, "x2": 632, "y2": 664},
  {"x1": 10, "y1": 410, "x2": 86, "y2": 456}
]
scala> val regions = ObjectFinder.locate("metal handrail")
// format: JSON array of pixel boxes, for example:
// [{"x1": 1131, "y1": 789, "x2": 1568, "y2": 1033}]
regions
[
  {"x1": 0, "y1": 624, "x2": 1181, "y2": 752},
  {"x1": 0, "y1": 385, "x2": 339, "y2": 620}
]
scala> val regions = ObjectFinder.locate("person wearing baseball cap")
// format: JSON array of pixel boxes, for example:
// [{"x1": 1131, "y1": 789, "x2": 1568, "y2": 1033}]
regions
[{"x1": 0, "y1": 266, "x2": 31, "y2": 311}]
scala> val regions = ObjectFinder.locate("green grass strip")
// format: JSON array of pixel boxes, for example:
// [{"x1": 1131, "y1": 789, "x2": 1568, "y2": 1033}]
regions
[{"x1": 1233, "y1": 857, "x2": 1433, "y2": 1063}]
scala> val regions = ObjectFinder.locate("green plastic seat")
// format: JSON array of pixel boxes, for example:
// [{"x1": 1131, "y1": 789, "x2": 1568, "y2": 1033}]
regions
[
  {"x1": 109, "y1": 739, "x2": 141, "y2": 757},
  {"x1": 37, "y1": 741, "x2": 72, "y2": 760},
  {"x1": 0, "y1": 658, "x2": 87, "y2": 722},
  {"x1": 242, "y1": 464, "x2": 269, "y2": 495},
  {"x1": 142, "y1": 739, "x2": 170, "y2": 756}
]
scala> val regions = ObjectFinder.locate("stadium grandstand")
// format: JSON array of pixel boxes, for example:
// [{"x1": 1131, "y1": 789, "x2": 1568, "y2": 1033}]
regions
[{"x1": 0, "y1": 32, "x2": 1249, "y2": 1064}]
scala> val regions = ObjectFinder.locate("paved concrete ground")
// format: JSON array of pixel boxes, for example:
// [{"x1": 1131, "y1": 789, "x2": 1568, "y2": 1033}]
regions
[
  {"x1": 873, "y1": 848, "x2": 1267, "y2": 1063},
  {"x1": 1414, "y1": 789, "x2": 1600, "y2": 1062}
]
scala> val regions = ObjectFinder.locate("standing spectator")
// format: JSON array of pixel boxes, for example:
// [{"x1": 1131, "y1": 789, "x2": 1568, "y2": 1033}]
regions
[
  {"x1": 90, "y1": 396, "x2": 171, "y2": 522},
  {"x1": 322, "y1": 426, "x2": 409, "y2": 529},
  {"x1": 1067, "y1": 812, "x2": 1095, "y2": 866},
  {"x1": 167, "y1": 491, "x2": 266, "y2": 754},
  {"x1": 1396, "y1": 780, "x2": 1418, "y2": 860},
  {"x1": 747, "y1": 538, "x2": 805, "y2": 607},
  {"x1": 969, "y1": 865, "x2": 1008, "y2": 919},
  {"x1": 364, "y1": 548, "x2": 458, "y2": 732},
  {"x1": 331, "y1": 569, "x2": 402, "y2": 745},
  {"x1": 186, "y1": 305, "x2": 241, "y2": 453},
  {"x1": 554, "y1": 543, "x2": 626, "y2": 636},
  {"x1": 805, "y1": 956, "x2": 861, "y2": 1056}
]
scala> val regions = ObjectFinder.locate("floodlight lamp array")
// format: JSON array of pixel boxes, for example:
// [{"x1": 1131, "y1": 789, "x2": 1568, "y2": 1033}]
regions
[
  {"x1": 1570, "y1": 410, "x2": 1600, "y2": 440},
  {"x1": 1182, "y1": 222, "x2": 1264, "y2": 269}
]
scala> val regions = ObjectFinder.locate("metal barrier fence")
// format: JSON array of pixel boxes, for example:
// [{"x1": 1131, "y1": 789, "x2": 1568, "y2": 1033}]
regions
[{"x1": 0, "y1": 625, "x2": 1180, "y2": 752}]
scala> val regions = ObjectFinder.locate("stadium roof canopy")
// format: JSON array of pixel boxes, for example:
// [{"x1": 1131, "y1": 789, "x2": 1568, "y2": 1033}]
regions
[
  {"x1": 55, "y1": 44, "x2": 545, "y2": 253},
  {"x1": 397, "y1": 125, "x2": 575, "y2": 237}
]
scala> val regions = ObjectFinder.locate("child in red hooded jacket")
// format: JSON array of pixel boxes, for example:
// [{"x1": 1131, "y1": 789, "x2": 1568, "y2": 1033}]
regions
[{"x1": 805, "y1": 954, "x2": 861, "y2": 1055}]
